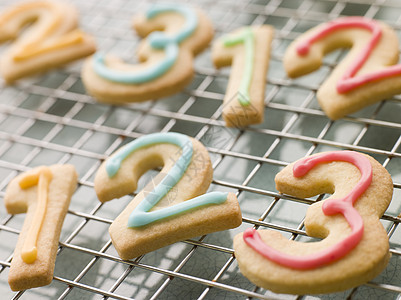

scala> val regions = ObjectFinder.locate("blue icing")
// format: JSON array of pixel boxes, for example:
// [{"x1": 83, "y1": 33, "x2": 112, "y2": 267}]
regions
[
  {"x1": 93, "y1": 5, "x2": 198, "y2": 84},
  {"x1": 104, "y1": 132, "x2": 228, "y2": 227}
]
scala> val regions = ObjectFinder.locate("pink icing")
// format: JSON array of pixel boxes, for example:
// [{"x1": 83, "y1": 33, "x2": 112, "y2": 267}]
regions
[
  {"x1": 296, "y1": 16, "x2": 401, "y2": 93},
  {"x1": 243, "y1": 151, "x2": 372, "y2": 269}
]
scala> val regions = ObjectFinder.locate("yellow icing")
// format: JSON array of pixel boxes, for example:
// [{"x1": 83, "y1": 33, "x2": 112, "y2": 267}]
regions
[
  {"x1": 19, "y1": 167, "x2": 53, "y2": 264},
  {"x1": 20, "y1": 246, "x2": 37, "y2": 264},
  {"x1": 14, "y1": 30, "x2": 85, "y2": 61}
]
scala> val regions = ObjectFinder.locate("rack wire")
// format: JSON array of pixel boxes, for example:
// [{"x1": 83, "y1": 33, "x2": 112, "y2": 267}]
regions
[{"x1": 0, "y1": 0, "x2": 400, "y2": 299}]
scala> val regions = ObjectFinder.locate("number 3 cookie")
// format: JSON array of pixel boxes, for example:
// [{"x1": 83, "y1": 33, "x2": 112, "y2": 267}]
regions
[
  {"x1": 82, "y1": 4, "x2": 213, "y2": 104},
  {"x1": 234, "y1": 151, "x2": 393, "y2": 294},
  {"x1": 94, "y1": 132, "x2": 242, "y2": 260},
  {"x1": 284, "y1": 17, "x2": 401, "y2": 120},
  {"x1": 0, "y1": 0, "x2": 96, "y2": 83}
]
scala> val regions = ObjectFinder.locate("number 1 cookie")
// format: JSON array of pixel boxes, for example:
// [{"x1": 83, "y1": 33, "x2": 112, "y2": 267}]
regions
[
  {"x1": 0, "y1": 0, "x2": 96, "y2": 83},
  {"x1": 212, "y1": 26, "x2": 273, "y2": 127},
  {"x1": 234, "y1": 151, "x2": 393, "y2": 294},
  {"x1": 82, "y1": 4, "x2": 213, "y2": 104},
  {"x1": 284, "y1": 17, "x2": 401, "y2": 119},
  {"x1": 94, "y1": 132, "x2": 242, "y2": 260},
  {"x1": 5, "y1": 165, "x2": 78, "y2": 291}
]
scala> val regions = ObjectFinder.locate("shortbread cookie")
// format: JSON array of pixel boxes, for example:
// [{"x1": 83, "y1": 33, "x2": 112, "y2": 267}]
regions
[
  {"x1": 82, "y1": 4, "x2": 213, "y2": 104},
  {"x1": 212, "y1": 25, "x2": 273, "y2": 127},
  {"x1": 5, "y1": 165, "x2": 78, "y2": 291},
  {"x1": 94, "y1": 132, "x2": 242, "y2": 260},
  {"x1": 0, "y1": 0, "x2": 96, "y2": 83},
  {"x1": 234, "y1": 151, "x2": 393, "y2": 294},
  {"x1": 284, "y1": 17, "x2": 401, "y2": 120}
]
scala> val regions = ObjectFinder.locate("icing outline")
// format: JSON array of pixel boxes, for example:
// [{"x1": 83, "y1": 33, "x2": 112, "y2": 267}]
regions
[
  {"x1": 296, "y1": 16, "x2": 401, "y2": 93},
  {"x1": 243, "y1": 151, "x2": 372, "y2": 269},
  {"x1": 93, "y1": 5, "x2": 197, "y2": 84},
  {"x1": 223, "y1": 27, "x2": 254, "y2": 106},
  {"x1": 18, "y1": 167, "x2": 53, "y2": 264},
  {"x1": 105, "y1": 132, "x2": 228, "y2": 227}
]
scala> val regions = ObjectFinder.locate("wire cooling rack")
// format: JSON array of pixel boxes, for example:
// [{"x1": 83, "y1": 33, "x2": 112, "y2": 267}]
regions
[{"x1": 0, "y1": 0, "x2": 401, "y2": 299}]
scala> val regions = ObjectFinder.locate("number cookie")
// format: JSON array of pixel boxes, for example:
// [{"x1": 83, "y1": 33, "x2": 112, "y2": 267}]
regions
[
  {"x1": 94, "y1": 132, "x2": 242, "y2": 260},
  {"x1": 0, "y1": 0, "x2": 96, "y2": 83},
  {"x1": 212, "y1": 26, "x2": 273, "y2": 127},
  {"x1": 284, "y1": 17, "x2": 401, "y2": 120},
  {"x1": 82, "y1": 4, "x2": 213, "y2": 104},
  {"x1": 234, "y1": 151, "x2": 393, "y2": 294},
  {"x1": 5, "y1": 165, "x2": 78, "y2": 291}
]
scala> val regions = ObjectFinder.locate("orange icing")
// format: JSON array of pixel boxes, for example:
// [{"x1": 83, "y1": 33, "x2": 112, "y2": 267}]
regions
[
  {"x1": 14, "y1": 30, "x2": 85, "y2": 61},
  {"x1": 19, "y1": 167, "x2": 53, "y2": 264}
]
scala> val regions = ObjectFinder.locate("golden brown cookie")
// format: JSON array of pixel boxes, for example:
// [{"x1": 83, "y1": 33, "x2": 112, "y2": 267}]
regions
[
  {"x1": 212, "y1": 25, "x2": 273, "y2": 127},
  {"x1": 94, "y1": 132, "x2": 242, "y2": 260},
  {"x1": 82, "y1": 4, "x2": 213, "y2": 103},
  {"x1": 284, "y1": 17, "x2": 401, "y2": 120},
  {"x1": 234, "y1": 151, "x2": 393, "y2": 294},
  {"x1": 0, "y1": 0, "x2": 95, "y2": 83},
  {"x1": 5, "y1": 164, "x2": 78, "y2": 291}
]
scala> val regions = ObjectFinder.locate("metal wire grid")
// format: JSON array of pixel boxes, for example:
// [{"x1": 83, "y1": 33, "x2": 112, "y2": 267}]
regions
[{"x1": 0, "y1": 0, "x2": 399, "y2": 299}]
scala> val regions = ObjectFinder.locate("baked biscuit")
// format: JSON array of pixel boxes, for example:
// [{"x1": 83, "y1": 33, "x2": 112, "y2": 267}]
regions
[
  {"x1": 94, "y1": 132, "x2": 242, "y2": 259},
  {"x1": 234, "y1": 151, "x2": 393, "y2": 294}
]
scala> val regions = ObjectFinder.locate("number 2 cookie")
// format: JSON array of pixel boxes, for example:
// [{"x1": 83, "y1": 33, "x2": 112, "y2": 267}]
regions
[
  {"x1": 94, "y1": 132, "x2": 242, "y2": 260},
  {"x1": 82, "y1": 4, "x2": 213, "y2": 104},
  {"x1": 0, "y1": 0, "x2": 96, "y2": 83},
  {"x1": 234, "y1": 151, "x2": 393, "y2": 294},
  {"x1": 5, "y1": 165, "x2": 78, "y2": 291},
  {"x1": 284, "y1": 17, "x2": 401, "y2": 120}
]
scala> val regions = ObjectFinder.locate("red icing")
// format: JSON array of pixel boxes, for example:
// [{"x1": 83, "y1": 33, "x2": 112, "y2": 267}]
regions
[
  {"x1": 243, "y1": 151, "x2": 372, "y2": 269},
  {"x1": 296, "y1": 17, "x2": 401, "y2": 93}
]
